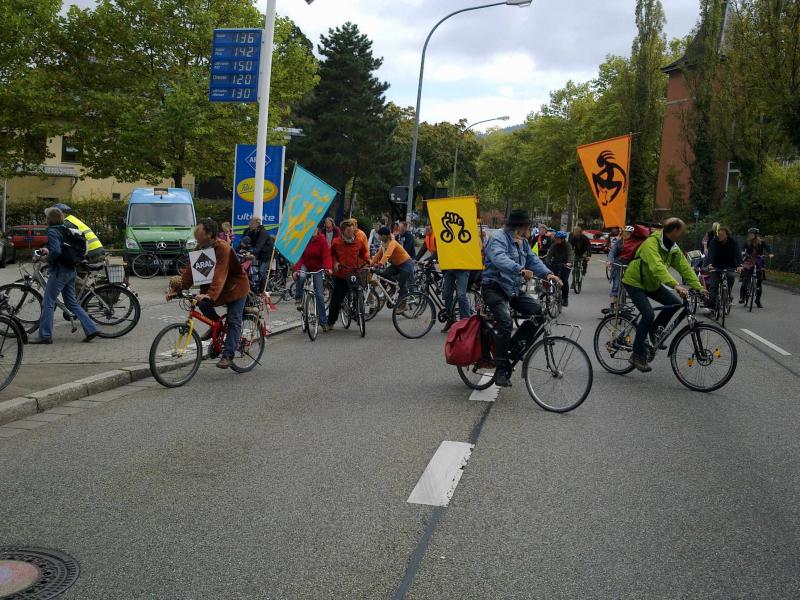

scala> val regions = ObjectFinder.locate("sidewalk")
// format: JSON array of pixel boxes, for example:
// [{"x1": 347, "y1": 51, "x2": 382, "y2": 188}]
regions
[{"x1": 0, "y1": 265, "x2": 301, "y2": 408}]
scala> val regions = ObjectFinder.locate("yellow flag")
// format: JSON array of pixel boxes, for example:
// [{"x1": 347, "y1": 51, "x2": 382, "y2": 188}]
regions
[
  {"x1": 427, "y1": 196, "x2": 483, "y2": 270},
  {"x1": 576, "y1": 134, "x2": 631, "y2": 228}
]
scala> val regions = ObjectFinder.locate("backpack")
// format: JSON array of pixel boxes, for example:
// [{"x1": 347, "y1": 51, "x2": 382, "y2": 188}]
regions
[
  {"x1": 444, "y1": 316, "x2": 483, "y2": 366},
  {"x1": 59, "y1": 226, "x2": 87, "y2": 267},
  {"x1": 618, "y1": 224, "x2": 650, "y2": 261}
]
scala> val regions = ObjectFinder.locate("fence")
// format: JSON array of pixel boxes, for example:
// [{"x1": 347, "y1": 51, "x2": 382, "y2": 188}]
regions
[{"x1": 685, "y1": 228, "x2": 800, "y2": 274}]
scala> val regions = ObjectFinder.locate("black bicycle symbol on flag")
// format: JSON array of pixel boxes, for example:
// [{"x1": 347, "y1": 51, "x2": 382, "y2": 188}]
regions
[{"x1": 440, "y1": 211, "x2": 472, "y2": 244}]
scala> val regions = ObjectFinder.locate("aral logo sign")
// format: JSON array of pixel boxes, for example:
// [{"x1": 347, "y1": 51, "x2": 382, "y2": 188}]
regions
[
  {"x1": 189, "y1": 249, "x2": 217, "y2": 285},
  {"x1": 236, "y1": 178, "x2": 279, "y2": 203}
]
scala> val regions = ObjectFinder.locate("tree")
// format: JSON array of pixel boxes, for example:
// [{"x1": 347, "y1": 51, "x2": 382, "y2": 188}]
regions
[
  {"x1": 55, "y1": 0, "x2": 317, "y2": 188},
  {"x1": 290, "y1": 22, "x2": 395, "y2": 220},
  {"x1": 0, "y1": 0, "x2": 63, "y2": 177}
]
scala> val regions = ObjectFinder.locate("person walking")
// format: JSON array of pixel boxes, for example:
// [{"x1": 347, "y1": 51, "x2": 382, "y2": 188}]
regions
[
  {"x1": 30, "y1": 207, "x2": 99, "y2": 344},
  {"x1": 545, "y1": 231, "x2": 574, "y2": 307},
  {"x1": 53, "y1": 203, "x2": 105, "y2": 264}
]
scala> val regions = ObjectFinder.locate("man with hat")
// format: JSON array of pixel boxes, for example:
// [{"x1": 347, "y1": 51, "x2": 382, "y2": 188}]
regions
[{"x1": 482, "y1": 208, "x2": 562, "y2": 387}]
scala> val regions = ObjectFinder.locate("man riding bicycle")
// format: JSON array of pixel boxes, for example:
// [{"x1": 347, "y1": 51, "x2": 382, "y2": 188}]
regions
[
  {"x1": 622, "y1": 218, "x2": 705, "y2": 373},
  {"x1": 706, "y1": 226, "x2": 741, "y2": 311},
  {"x1": 482, "y1": 209, "x2": 562, "y2": 388},
  {"x1": 545, "y1": 231, "x2": 573, "y2": 307},
  {"x1": 168, "y1": 218, "x2": 249, "y2": 369},
  {"x1": 328, "y1": 220, "x2": 370, "y2": 331},
  {"x1": 568, "y1": 226, "x2": 591, "y2": 276}
]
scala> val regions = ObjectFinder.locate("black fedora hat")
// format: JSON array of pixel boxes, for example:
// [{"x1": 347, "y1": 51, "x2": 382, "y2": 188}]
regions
[{"x1": 506, "y1": 209, "x2": 531, "y2": 227}]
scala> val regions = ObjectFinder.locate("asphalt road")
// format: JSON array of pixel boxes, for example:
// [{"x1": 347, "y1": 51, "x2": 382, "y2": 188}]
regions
[{"x1": 1, "y1": 260, "x2": 798, "y2": 599}]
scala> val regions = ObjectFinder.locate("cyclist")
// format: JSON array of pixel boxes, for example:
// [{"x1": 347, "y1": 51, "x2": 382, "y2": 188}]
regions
[
  {"x1": 622, "y1": 218, "x2": 705, "y2": 373},
  {"x1": 368, "y1": 222, "x2": 382, "y2": 257},
  {"x1": 169, "y1": 218, "x2": 249, "y2": 369},
  {"x1": 606, "y1": 225, "x2": 634, "y2": 312},
  {"x1": 706, "y1": 226, "x2": 742, "y2": 311},
  {"x1": 415, "y1": 224, "x2": 437, "y2": 262},
  {"x1": 292, "y1": 225, "x2": 332, "y2": 330},
  {"x1": 370, "y1": 226, "x2": 414, "y2": 297},
  {"x1": 395, "y1": 221, "x2": 416, "y2": 257},
  {"x1": 328, "y1": 220, "x2": 370, "y2": 331},
  {"x1": 482, "y1": 209, "x2": 562, "y2": 388},
  {"x1": 545, "y1": 231, "x2": 574, "y2": 307},
  {"x1": 241, "y1": 217, "x2": 274, "y2": 289},
  {"x1": 739, "y1": 227, "x2": 774, "y2": 308},
  {"x1": 568, "y1": 226, "x2": 591, "y2": 277}
]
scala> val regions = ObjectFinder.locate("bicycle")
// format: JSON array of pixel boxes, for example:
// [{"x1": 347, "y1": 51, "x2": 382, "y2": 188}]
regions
[
  {"x1": 0, "y1": 291, "x2": 26, "y2": 393},
  {"x1": 363, "y1": 270, "x2": 401, "y2": 321},
  {"x1": 149, "y1": 290, "x2": 266, "y2": 387},
  {"x1": 456, "y1": 305, "x2": 593, "y2": 413},
  {"x1": 0, "y1": 253, "x2": 140, "y2": 338},
  {"x1": 416, "y1": 261, "x2": 481, "y2": 326},
  {"x1": 707, "y1": 268, "x2": 736, "y2": 328},
  {"x1": 593, "y1": 290, "x2": 737, "y2": 392},
  {"x1": 338, "y1": 265, "x2": 369, "y2": 338},
  {"x1": 571, "y1": 255, "x2": 588, "y2": 294},
  {"x1": 131, "y1": 251, "x2": 189, "y2": 279},
  {"x1": 532, "y1": 277, "x2": 563, "y2": 320},
  {"x1": 299, "y1": 269, "x2": 327, "y2": 341},
  {"x1": 740, "y1": 258, "x2": 763, "y2": 313}
]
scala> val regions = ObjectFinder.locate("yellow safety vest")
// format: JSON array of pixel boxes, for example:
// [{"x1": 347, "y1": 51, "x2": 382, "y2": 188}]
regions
[{"x1": 65, "y1": 214, "x2": 103, "y2": 252}]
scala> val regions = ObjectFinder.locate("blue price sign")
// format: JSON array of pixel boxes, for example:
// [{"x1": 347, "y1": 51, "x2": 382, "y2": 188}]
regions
[{"x1": 209, "y1": 28, "x2": 262, "y2": 103}]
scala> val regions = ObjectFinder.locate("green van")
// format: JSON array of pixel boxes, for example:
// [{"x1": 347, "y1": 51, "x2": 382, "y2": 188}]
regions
[{"x1": 124, "y1": 187, "x2": 198, "y2": 263}]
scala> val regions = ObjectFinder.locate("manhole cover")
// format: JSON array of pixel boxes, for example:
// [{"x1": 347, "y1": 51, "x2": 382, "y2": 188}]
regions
[{"x1": 0, "y1": 548, "x2": 79, "y2": 599}]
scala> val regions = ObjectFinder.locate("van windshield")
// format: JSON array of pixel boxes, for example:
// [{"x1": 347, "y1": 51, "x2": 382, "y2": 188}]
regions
[{"x1": 128, "y1": 204, "x2": 195, "y2": 227}]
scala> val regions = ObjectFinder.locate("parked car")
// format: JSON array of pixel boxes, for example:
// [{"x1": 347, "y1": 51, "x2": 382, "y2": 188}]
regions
[
  {"x1": 0, "y1": 233, "x2": 16, "y2": 267},
  {"x1": 584, "y1": 229, "x2": 608, "y2": 253},
  {"x1": 8, "y1": 225, "x2": 48, "y2": 250}
]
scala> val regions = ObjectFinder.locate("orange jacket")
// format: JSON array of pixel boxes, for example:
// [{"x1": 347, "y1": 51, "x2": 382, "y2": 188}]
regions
[
  {"x1": 331, "y1": 236, "x2": 369, "y2": 279},
  {"x1": 424, "y1": 233, "x2": 436, "y2": 254},
  {"x1": 371, "y1": 239, "x2": 411, "y2": 267}
]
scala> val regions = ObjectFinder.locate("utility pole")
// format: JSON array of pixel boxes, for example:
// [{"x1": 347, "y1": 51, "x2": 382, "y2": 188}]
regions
[
  {"x1": 567, "y1": 163, "x2": 577, "y2": 231},
  {"x1": 252, "y1": 0, "x2": 277, "y2": 223}
]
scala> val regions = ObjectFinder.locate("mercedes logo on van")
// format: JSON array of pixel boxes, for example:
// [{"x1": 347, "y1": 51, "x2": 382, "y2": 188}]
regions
[{"x1": 156, "y1": 242, "x2": 167, "y2": 250}]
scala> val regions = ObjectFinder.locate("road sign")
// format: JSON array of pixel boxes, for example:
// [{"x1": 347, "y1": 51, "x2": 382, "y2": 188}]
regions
[{"x1": 209, "y1": 29, "x2": 262, "y2": 103}]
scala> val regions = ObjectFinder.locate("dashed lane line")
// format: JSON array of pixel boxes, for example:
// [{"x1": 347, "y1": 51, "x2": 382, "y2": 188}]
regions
[{"x1": 739, "y1": 328, "x2": 792, "y2": 356}]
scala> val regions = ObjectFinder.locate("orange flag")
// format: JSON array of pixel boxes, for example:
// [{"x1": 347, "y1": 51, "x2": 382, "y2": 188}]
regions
[{"x1": 576, "y1": 134, "x2": 631, "y2": 228}]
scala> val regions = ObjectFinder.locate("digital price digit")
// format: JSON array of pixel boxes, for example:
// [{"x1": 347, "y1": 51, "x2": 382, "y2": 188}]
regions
[
  {"x1": 234, "y1": 31, "x2": 256, "y2": 44},
  {"x1": 234, "y1": 46, "x2": 256, "y2": 58},
  {"x1": 232, "y1": 74, "x2": 253, "y2": 85}
]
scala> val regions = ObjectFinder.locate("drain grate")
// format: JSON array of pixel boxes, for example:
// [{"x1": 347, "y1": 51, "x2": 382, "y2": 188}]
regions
[{"x1": 0, "y1": 548, "x2": 79, "y2": 599}]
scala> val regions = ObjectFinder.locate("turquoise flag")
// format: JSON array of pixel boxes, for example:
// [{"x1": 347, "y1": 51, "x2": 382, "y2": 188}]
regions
[{"x1": 274, "y1": 164, "x2": 337, "y2": 264}]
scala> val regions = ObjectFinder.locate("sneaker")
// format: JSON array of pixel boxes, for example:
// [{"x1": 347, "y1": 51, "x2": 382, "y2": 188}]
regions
[
  {"x1": 29, "y1": 337, "x2": 53, "y2": 345},
  {"x1": 82, "y1": 331, "x2": 99, "y2": 343},
  {"x1": 216, "y1": 356, "x2": 232, "y2": 369},
  {"x1": 629, "y1": 353, "x2": 652, "y2": 372},
  {"x1": 494, "y1": 371, "x2": 511, "y2": 387},
  {"x1": 756, "y1": 301, "x2": 763, "y2": 308}
]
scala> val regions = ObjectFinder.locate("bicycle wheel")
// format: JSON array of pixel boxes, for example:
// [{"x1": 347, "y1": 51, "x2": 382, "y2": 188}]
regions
[
  {"x1": 82, "y1": 284, "x2": 140, "y2": 338},
  {"x1": 231, "y1": 314, "x2": 265, "y2": 373},
  {"x1": 340, "y1": 292, "x2": 352, "y2": 329},
  {"x1": 132, "y1": 253, "x2": 160, "y2": 279},
  {"x1": 593, "y1": 313, "x2": 637, "y2": 374},
  {"x1": 0, "y1": 284, "x2": 42, "y2": 334},
  {"x1": 523, "y1": 336, "x2": 593, "y2": 412},
  {"x1": 0, "y1": 315, "x2": 24, "y2": 393},
  {"x1": 573, "y1": 270, "x2": 582, "y2": 295},
  {"x1": 719, "y1": 284, "x2": 728, "y2": 328},
  {"x1": 175, "y1": 254, "x2": 189, "y2": 274},
  {"x1": 670, "y1": 323, "x2": 737, "y2": 392},
  {"x1": 457, "y1": 362, "x2": 495, "y2": 390},
  {"x1": 605, "y1": 263, "x2": 611, "y2": 281},
  {"x1": 364, "y1": 288, "x2": 383, "y2": 321},
  {"x1": 304, "y1": 293, "x2": 319, "y2": 341},
  {"x1": 356, "y1": 292, "x2": 366, "y2": 337},
  {"x1": 323, "y1": 279, "x2": 333, "y2": 310},
  {"x1": 724, "y1": 282, "x2": 733, "y2": 316},
  {"x1": 392, "y1": 291, "x2": 436, "y2": 339},
  {"x1": 747, "y1": 276, "x2": 756, "y2": 312},
  {"x1": 149, "y1": 323, "x2": 203, "y2": 388}
]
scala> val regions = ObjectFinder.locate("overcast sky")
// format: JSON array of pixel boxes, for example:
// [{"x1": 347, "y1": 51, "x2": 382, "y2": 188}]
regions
[{"x1": 66, "y1": 0, "x2": 701, "y2": 130}]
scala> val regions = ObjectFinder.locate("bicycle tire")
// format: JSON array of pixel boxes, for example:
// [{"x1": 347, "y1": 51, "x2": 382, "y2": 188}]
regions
[
  {"x1": 593, "y1": 313, "x2": 637, "y2": 375},
  {"x1": 392, "y1": 291, "x2": 436, "y2": 339},
  {"x1": 175, "y1": 254, "x2": 189, "y2": 274},
  {"x1": 747, "y1": 275, "x2": 756, "y2": 312},
  {"x1": 364, "y1": 288, "x2": 383, "y2": 321},
  {"x1": 605, "y1": 263, "x2": 611, "y2": 281},
  {"x1": 457, "y1": 363, "x2": 495, "y2": 390},
  {"x1": 340, "y1": 293, "x2": 352, "y2": 329},
  {"x1": 230, "y1": 314, "x2": 265, "y2": 373},
  {"x1": 720, "y1": 284, "x2": 727, "y2": 328},
  {"x1": 82, "y1": 284, "x2": 141, "y2": 338},
  {"x1": 132, "y1": 253, "x2": 160, "y2": 279},
  {"x1": 149, "y1": 323, "x2": 203, "y2": 388},
  {"x1": 357, "y1": 293, "x2": 366, "y2": 337},
  {"x1": 523, "y1": 336, "x2": 593, "y2": 413},
  {"x1": 0, "y1": 315, "x2": 24, "y2": 393},
  {"x1": 304, "y1": 293, "x2": 319, "y2": 341},
  {"x1": 0, "y1": 283, "x2": 43, "y2": 334},
  {"x1": 574, "y1": 270, "x2": 582, "y2": 295},
  {"x1": 670, "y1": 322, "x2": 737, "y2": 392}
]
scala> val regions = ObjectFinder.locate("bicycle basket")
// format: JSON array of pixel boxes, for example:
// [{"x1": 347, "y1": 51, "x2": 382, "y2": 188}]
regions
[
  {"x1": 106, "y1": 264, "x2": 126, "y2": 284},
  {"x1": 348, "y1": 270, "x2": 369, "y2": 289}
]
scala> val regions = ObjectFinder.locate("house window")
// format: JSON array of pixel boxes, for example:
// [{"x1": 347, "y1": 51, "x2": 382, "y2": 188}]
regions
[
  {"x1": 112, "y1": 193, "x2": 121, "y2": 201},
  {"x1": 61, "y1": 137, "x2": 81, "y2": 163},
  {"x1": 725, "y1": 162, "x2": 741, "y2": 192}
]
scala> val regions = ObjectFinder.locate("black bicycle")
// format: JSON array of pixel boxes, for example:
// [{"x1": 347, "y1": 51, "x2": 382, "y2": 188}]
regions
[
  {"x1": 131, "y1": 252, "x2": 189, "y2": 278},
  {"x1": 0, "y1": 291, "x2": 26, "y2": 393},
  {"x1": 571, "y1": 256, "x2": 588, "y2": 294},
  {"x1": 593, "y1": 290, "x2": 737, "y2": 392},
  {"x1": 338, "y1": 265, "x2": 369, "y2": 338},
  {"x1": 707, "y1": 267, "x2": 736, "y2": 328}
]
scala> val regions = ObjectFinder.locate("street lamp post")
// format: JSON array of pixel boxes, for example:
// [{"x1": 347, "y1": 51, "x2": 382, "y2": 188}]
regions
[
  {"x1": 452, "y1": 115, "x2": 509, "y2": 197},
  {"x1": 405, "y1": 0, "x2": 532, "y2": 223}
]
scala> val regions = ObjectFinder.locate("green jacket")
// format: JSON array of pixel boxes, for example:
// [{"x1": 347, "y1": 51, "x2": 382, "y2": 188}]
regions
[{"x1": 622, "y1": 231, "x2": 703, "y2": 293}]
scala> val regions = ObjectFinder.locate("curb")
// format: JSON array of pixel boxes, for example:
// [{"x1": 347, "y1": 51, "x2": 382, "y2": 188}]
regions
[{"x1": 0, "y1": 319, "x2": 301, "y2": 427}]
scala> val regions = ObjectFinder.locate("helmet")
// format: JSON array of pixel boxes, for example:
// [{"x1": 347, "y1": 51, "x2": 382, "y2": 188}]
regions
[
  {"x1": 53, "y1": 203, "x2": 72, "y2": 213},
  {"x1": 555, "y1": 231, "x2": 568, "y2": 239},
  {"x1": 624, "y1": 225, "x2": 635, "y2": 232},
  {"x1": 748, "y1": 227, "x2": 760, "y2": 235}
]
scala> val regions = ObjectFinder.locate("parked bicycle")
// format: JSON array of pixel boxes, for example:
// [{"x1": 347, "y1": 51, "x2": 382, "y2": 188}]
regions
[
  {"x1": 0, "y1": 291, "x2": 26, "y2": 393},
  {"x1": 0, "y1": 253, "x2": 140, "y2": 338},
  {"x1": 593, "y1": 290, "x2": 737, "y2": 392},
  {"x1": 131, "y1": 251, "x2": 189, "y2": 279},
  {"x1": 149, "y1": 290, "x2": 265, "y2": 387},
  {"x1": 457, "y1": 305, "x2": 593, "y2": 413}
]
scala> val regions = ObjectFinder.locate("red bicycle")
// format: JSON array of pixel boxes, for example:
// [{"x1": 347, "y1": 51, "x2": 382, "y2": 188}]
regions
[{"x1": 149, "y1": 291, "x2": 266, "y2": 387}]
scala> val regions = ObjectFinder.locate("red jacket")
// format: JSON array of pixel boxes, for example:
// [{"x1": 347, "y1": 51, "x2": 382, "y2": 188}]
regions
[
  {"x1": 331, "y1": 236, "x2": 369, "y2": 279},
  {"x1": 294, "y1": 232, "x2": 332, "y2": 273}
]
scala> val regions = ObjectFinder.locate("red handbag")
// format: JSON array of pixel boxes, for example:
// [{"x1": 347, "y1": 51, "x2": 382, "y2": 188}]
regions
[{"x1": 444, "y1": 316, "x2": 483, "y2": 366}]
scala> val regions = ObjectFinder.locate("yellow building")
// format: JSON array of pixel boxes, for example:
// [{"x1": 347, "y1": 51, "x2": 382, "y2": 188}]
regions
[{"x1": 4, "y1": 136, "x2": 195, "y2": 202}]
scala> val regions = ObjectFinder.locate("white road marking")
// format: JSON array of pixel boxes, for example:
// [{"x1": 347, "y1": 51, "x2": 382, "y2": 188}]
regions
[
  {"x1": 740, "y1": 329, "x2": 792, "y2": 356},
  {"x1": 407, "y1": 441, "x2": 474, "y2": 507},
  {"x1": 469, "y1": 377, "x2": 499, "y2": 402}
]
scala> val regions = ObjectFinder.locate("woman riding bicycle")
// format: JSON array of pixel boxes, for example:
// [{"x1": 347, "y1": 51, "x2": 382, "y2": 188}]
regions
[
  {"x1": 622, "y1": 218, "x2": 705, "y2": 373},
  {"x1": 739, "y1": 228, "x2": 774, "y2": 308},
  {"x1": 706, "y1": 226, "x2": 742, "y2": 311}
]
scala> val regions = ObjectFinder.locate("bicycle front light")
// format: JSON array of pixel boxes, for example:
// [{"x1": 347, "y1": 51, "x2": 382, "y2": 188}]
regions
[{"x1": 125, "y1": 238, "x2": 139, "y2": 250}]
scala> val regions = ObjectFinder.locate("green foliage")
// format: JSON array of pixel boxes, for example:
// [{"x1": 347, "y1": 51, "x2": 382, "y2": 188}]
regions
[{"x1": 54, "y1": 1, "x2": 317, "y2": 188}]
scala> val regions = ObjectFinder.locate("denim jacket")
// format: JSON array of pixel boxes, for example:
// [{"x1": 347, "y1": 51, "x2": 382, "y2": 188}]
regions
[{"x1": 482, "y1": 227, "x2": 551, "y2": 297}]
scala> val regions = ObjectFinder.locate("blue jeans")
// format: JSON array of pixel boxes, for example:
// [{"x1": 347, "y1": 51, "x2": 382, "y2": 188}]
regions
[
  {"x1": 293, "y1": 268, "x2": 327, "y2": 325},
  {"x1": 39, "y1": 265, "x2": 98, "y2": 340},
  {"x1": 624, "y1": 284, "x2": 682, "y2": 357},
  {"x1": 383, "y1": 261, "x2": 414, "y2": 296},
  {"x1": 442, "y1": 270, "x2": 470, "y2": 320},
  {"x1": 223, "y1": 296, "x2": 247, "y2": 358}
]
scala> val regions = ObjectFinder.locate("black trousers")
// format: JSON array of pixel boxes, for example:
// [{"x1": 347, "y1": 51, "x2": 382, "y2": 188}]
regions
[
  {"x1": 327, "y1": 278, "x2": 350, "y2": 325},
  {"x1": 481, "y1": 282, "x2": 542, "y2": 365}
]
